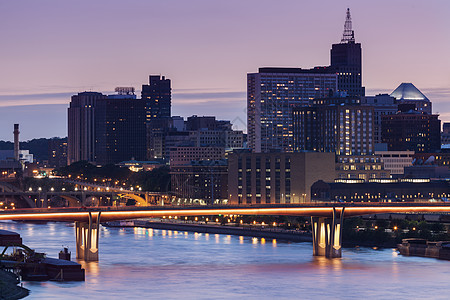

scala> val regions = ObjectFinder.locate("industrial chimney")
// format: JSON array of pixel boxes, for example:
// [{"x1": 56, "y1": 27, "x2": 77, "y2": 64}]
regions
[{"x1": 13, "y1": 124, "x2": 19, "y2": 161}]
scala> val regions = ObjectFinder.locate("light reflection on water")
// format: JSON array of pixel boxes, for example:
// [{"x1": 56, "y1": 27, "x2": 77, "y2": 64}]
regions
[{"x1": 0, "y1": 221, "x2": 449, "y2": 299}]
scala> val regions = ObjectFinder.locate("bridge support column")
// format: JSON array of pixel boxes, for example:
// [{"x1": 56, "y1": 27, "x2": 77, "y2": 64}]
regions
[
  {"x1": 75, "y1": 212, "x2": 101, "y2": 261},
  {"x1": 311, "y1": 207, "x2": 345, "y2": 258}
]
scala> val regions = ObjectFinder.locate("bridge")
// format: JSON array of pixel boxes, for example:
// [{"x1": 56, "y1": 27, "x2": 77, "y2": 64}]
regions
[
  {"x1": 0, "y1": 203, "x2": 450, "y2": 261},
  {"x1": 0, "y1": 181, "x2": 165, "y2": 208}
]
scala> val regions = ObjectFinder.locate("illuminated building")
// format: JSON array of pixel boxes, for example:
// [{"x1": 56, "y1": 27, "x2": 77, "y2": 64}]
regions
[
  {"x1": 329, "y1": 8, "x2": 364, "y2": 97},
  {"x1": 311, "y1": 179, "x2": 450, "y2": 202},
  {"x1": 335, "y1": 154, "x2": 389, "y2": 180},
  {"x1": 48, "y1": 138, "x2": 68, "y2": 168},
  {"x1": 247, "y1": 9, "x2": 366, "y2": 152},
  {"x1": 171, "y1": 159, "x2": 228, "y2": 204},
  {"x1": 390, "y1": 83, "x2": 431, "y2": 114},
  {"x1": 293, "y1": 96, "x2": 374, "y2": 155},
  {"x1": 381, "y1": 108, "x2": 441, "y2": 153},
  {"x1": 141, "y1": 75, "x2": 171, "y2": 122},
  {"x1": 374, "y1": 150, "x2": 414, "y2": 175},
  {"x1": 169, "y1": 146, "x2": 225, "y2": 166},
  {"x1": 247, "y1": 68, "x2": 337, "y2": 152},
  {"x1": 228, "y1": 151, "x2": 335, "y2": 204}
]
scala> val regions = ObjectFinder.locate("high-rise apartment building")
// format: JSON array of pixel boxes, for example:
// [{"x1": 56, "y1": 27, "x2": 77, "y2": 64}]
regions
[
  {"x1": 246, "y1": 9, "x2": 365, "y2": 153},
  {"x1": 293, "y1": 96, "x2": 374, "y2": 155},
  {"x1": 247, "y1": 68, "x2": 337, "y2": 152},
  {"x1": 329, "y1": 8, "x2": 364, "y2": 97}
]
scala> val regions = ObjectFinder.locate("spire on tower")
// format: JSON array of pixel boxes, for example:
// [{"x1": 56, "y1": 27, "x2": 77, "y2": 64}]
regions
[{"x1": 341, "y1": 8, "x2": 355, "y2": 43}]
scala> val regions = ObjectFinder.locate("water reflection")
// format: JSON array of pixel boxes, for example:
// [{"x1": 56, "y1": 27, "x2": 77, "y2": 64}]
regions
[{"x1": 0, "y1": 221, "x2": 449, "y2": 299}]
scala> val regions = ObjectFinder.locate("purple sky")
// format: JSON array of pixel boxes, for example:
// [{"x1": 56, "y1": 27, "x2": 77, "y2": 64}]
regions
[{"x1": 1, "y1": 0, "x2": 449, "y2": 140}]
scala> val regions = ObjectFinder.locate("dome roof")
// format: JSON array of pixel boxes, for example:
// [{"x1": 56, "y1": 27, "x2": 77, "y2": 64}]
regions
[{"x1": 390, "y1": 83, "x2": 429, "y2": 102}]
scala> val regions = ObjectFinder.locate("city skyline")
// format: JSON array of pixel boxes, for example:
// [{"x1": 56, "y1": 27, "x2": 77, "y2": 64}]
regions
[{"x1": 1, "y1": 0, "x2": 450, "y2": 140}]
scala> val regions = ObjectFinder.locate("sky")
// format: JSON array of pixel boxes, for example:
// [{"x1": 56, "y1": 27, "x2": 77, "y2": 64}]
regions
[{"x1": 0, "y1": 0, "x2": 449, "y2": 141}]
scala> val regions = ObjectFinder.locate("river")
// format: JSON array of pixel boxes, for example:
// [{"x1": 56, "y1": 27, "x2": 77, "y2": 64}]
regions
[{"x1": 0, "y1": 221, "x2": 449, "y2": 299}]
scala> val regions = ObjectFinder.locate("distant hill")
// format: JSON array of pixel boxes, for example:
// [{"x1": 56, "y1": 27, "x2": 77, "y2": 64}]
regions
[{"x1": 0, "y1": 137, "x2": 67, "y2": 162}]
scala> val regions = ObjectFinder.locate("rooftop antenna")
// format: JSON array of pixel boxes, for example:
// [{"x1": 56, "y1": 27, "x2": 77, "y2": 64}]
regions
[{"x1": 341, "y1": 8, "x2": 355, "y2": 43}]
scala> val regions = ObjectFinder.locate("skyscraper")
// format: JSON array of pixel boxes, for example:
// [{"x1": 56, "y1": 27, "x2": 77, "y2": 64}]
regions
[
  {"x1": 330, "y1": 8, "x2": 364, "y2": 97},
  {"x1": 247, "y1": 68, "x2": 337, "y2": 152},
  {"x1": 68, "y1": 92, "x2": 105, "y2": 164},
  {"x1": 142, "y1": 75, "x2": 172, "y2": 159},
  {"x1": 95, "y1": 93, "x2": 146, "y2": 165},
  {"x1": 68, "y1": 89, "x2": 146, "y2": 165},
  {"x1": 141, "y1": 75, "x2": 171, "y2": 122}
]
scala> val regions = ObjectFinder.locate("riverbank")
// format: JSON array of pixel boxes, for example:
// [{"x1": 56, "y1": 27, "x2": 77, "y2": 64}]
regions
[
  {"x1": 103, "y1": 219, "x2": 403, "y2": 248},
  {"x1": 103, "y1": 220, "x2": 313, "y2": 243}
]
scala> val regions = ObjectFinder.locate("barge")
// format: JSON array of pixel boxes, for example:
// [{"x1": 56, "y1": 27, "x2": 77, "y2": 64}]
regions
[
  {"x1": 0, "y1": 229, "x2": 85, "y2": 281},
  {"x1": 398, "y1": 238, "x2": 450, "y2": 260}
]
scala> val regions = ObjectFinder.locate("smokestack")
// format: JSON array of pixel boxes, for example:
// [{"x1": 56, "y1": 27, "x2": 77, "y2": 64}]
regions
[{"x1": 13, "y1": 124, "x2": 19, "y2": 161}]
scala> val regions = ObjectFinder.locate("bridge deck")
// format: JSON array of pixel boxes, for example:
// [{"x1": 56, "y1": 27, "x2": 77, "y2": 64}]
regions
[{"x1": 0, "y1": 203, "x2": 449, "y2": 222}]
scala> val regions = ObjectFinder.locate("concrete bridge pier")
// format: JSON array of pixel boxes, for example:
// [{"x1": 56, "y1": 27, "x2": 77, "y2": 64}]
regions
[
  {"x1": 75, "y1": 212, "x2": 101, "y2": 261},
  {"x1": 311, "y1": 207, "x2": 345, "y2": 258}
]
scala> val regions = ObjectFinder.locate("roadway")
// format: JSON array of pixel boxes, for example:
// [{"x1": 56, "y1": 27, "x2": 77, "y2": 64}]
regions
[{"x1": 1, "y1": 203, "x2": 450, "y2": 222}]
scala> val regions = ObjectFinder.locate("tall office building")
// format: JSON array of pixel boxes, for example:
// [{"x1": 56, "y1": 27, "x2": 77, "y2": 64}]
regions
[
  {"x1": 68, "y1": 92, "x2": 105, "y2": 164},
  {"x1": 141, "y1": 75, "x2": 171, "y2": 122},
  {"x1": 247, "y1": 68, "x2": 337, "y2": 152},
  {"x1": 330, "y1": 8, "x2": 364, "y2": 97},
  {"x1": 95, "y1": 93, "x2": 146, "y2": 165},
  {"x1": 293, "y1": 96, "x2": 374, "y2": 155},
  {"x1": 68, "y1": 89, "x2": 146, "y2": 165},
  {"x1": 142, "y1": 75, "x2": 171, "y2": 159}
]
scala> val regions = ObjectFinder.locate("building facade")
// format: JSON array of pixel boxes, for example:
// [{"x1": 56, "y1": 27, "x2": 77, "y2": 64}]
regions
[
  {"x1": 169, "y1": 146, "x2": 225, "y2": 166},
  {"x1": 141, "y1": 75, "x2": 171, "y2": 122},
  {"x1": 335, "y1": 154, "x2": 389, "y2": 180},
  {"x1": 68, "y1": 92, "x2": 105, "y2": 164},
  {"x1": 375, "y1": 150, "x2": 414, "y2": 175},
  {"x1": 95, "y1": 95, "x2": 146, "y2": 165},
  {"x1": 311, "y1": 179, "x2": 450, "y2": 202},
  {"x1": 361, "y1": 94, "x2": 398, "y2": 145},
  {"x1": 329, "y1": 9, "x2": 364, "y2": 97},
  {"x1": 247, "y1": 68, "x2": 337, "y2": 152},
  {"x1": 390, "y1": 83, "x2": 431, "y2": 114},
  {"x1": 171, "y1": 159, "x2": 228, "y2": 204},
  {"x1": 228, "y1": 151, "x2": 335, "y2": 204},
  {"x1": 381, "y1": 111, "x2": 441, "y2": 153},
  {"x1": 293, "y1": 97, "x2": 374, "y2": 155},
  {"x1": 48, "y1": 138, "x2": 68, "y2": 168}
]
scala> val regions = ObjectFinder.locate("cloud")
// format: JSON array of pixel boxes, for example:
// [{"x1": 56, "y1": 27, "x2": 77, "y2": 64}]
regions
[
  {"x1": 0, "y1": 90, "x2": 247, "y2": 106},
  {"x1": 173, "y1": 91, "x2": 246, "y2": 104},
  {"x1": 0, "y1": 92, "x2": 73, "y2": 107}
]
